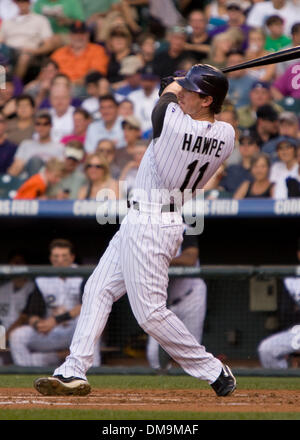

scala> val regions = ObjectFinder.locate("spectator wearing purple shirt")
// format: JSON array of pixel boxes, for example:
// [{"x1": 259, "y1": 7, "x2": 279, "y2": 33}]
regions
[
  {"x1": 271, "y1": 62, "x2": 300, "y2": 101},
  {"x1": 0, "y1": 112, "x2": 17, "y2": 174},
  {"x1": 208, "y1": 2, "x2": 252, "y2": 51}
]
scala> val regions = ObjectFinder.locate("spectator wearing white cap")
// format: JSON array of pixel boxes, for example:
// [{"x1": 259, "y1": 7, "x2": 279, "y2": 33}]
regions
[
  {"x1": 47, "y1": 139, "x2": 87, "y2": 200},
  {"x1": 115, "y1": 55, "x2": 144, "y2": 98}
]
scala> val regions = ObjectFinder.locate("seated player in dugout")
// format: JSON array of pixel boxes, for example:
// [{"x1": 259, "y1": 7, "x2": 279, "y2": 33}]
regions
[{"x1": 9, "y1": 239, "x2": 100, "y2": 367}]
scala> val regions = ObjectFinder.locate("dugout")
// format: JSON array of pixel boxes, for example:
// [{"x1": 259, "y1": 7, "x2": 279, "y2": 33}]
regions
[{"x1": 0, "y1": 199, "x2": 300, "y2": 368}]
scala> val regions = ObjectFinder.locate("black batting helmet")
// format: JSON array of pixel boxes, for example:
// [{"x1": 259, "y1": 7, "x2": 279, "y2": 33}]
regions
[{"x1": 176, "y1": 64, "x2": 228, "y2": 113}]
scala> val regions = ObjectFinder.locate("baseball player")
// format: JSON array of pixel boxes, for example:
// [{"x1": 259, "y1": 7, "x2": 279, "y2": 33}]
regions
[
  {"x1": 0, "y1": 253, "x2": 34, "y2": 364},
  {"x1": 147, "y1": 226, "x2": 207, "y2": 371},
  {"x1": 258, "y1": 240, "x2": 300, "y2": 368},
  {"x1": 9, "y1": 239, "x2": 100, "y2": 367},
  {"x1": 34, "y1": 64, "x2": 236, "y2": 397}
]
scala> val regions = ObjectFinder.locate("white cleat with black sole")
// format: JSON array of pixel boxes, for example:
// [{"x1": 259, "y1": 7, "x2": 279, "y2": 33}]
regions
[{"x1": 34, "y1": 375, "x2": 91, "y2": 396}]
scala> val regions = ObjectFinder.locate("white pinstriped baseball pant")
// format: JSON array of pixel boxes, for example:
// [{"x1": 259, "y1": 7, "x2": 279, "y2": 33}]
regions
[{"x1": 54, "y1": 205, "x2": 223, "y2": 383}]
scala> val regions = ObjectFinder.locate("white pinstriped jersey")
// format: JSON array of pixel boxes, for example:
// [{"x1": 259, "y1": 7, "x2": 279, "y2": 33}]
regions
[
  {"x1": 0, "y1": 280, "x2": 34, "y2": 329},
  {"x1": 133, "y1": 102, "x2": 235, "y2": 204},
  {"x1": 284, "y1": 278, "x2": 300, "y2": 306},
  {"x1": 35, "y1": 276, "x2": 83, "y2": 318}
]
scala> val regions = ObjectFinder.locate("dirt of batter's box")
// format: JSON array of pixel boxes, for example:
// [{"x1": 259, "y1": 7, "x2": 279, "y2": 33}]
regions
[{"x1": 0, "y1": 388, "x2": 300, "y2": 412}]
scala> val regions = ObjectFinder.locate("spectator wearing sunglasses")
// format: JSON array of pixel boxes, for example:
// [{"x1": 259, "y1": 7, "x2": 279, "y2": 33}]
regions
[
  {"x1": 77, "y1": 152, "x2": 119, "y2": 200},
  {"x1": 96, "y1": 139, "x2": 120, "y2": 180},
  {"x1": 8, "y1": 111, "x2": 64, "y2": 178}
]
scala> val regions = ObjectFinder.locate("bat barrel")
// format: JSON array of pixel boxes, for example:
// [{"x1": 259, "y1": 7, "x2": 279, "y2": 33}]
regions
[{"x1": 222, "y1": 45, "x2": 300, "y2": 73}]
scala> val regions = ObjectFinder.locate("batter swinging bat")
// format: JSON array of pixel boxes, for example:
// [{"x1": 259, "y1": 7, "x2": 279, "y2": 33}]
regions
[{"x1": 222, "y1": 45, "x2": 300, "y2": 73}]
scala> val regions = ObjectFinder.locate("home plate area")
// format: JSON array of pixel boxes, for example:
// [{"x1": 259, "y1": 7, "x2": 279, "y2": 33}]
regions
[{"x1": 1, "y1": 388, "x2": 300, "y2": 412}]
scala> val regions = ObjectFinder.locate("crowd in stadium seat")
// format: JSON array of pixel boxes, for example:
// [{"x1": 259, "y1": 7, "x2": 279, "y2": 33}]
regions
[{"x1": 0, "y1": 0, "x2": 299, "y2": 201}]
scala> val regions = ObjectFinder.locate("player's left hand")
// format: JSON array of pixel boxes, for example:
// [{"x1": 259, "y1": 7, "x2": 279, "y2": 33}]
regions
[
  {"x1": 158, "y1": 71, "x2": 186, "y2": 97},
  {"x1": 36, "y1": 317, "x2": 56, "y2": 334}
]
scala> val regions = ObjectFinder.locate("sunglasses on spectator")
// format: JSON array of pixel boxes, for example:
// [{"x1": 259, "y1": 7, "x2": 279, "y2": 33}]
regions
[
  {"x1": 85, "y1": 164, "x2": 105, "y2": 170},
  {"x1": 35, "y1": 121, "x2": 50, "y2": 126}
]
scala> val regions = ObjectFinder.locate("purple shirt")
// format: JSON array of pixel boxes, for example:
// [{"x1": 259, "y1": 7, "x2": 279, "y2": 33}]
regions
[
  {"x1": 272, "y1": 63, "x2": 300, "y2": 99},
  {"x1": 0, "y1": 139, "x2": 17, "y2": 173},
  {"x1": 209, "y1": 23, "x2": 252, "y2": 51}
]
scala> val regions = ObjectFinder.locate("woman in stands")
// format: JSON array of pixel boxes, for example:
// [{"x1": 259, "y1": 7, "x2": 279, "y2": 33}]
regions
[
  {"x1": 234, "y1": 153, "x2": 274, "y2": 199},
  {"x1": 77, "y1": 152, "x2": 119, "y2": 200}
]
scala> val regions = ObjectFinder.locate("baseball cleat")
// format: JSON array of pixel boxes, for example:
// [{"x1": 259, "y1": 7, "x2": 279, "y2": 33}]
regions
[
  {"x1": 34, "y1": 375, "x2": 91, "y2": 396},
  {"x1": 211, "y1": 364, "x2": 236, "y2": 397}
]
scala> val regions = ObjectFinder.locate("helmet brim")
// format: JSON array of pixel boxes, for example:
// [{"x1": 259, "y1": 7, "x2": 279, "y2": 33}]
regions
[{"x1": 176, "y1": 77, "x2": 208, "y2": 95}]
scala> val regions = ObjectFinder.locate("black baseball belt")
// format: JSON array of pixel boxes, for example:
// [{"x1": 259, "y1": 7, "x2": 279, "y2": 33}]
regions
[
  {"x1": 127, "y1": 200, "x2": 177, "y2": 213},
  {"x1": 169, "y1": 289, "x2": 193, "y2": 306}
]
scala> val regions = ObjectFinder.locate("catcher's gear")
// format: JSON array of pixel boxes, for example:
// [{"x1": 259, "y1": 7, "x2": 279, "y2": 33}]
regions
[{"x1": 176, "y1": 64, "x2": 229, "y2": 112}]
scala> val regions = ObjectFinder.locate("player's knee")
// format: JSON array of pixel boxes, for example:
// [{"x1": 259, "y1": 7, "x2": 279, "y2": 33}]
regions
[{"x1": 138, "y1": 306, "x2": 168, "y2": 334}]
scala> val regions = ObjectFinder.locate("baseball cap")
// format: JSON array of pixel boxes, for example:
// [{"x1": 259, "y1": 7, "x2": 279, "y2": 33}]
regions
[
  {"x1": 239, "y1": 129, "x2": 259, "y2": 144},
  {"x1": 256, "y1": 105, "x2": 278, "y2": 121},
  {"x1": 275, "y1": 136, "x2": 299, "y2": 150},
  {"x1": 251, "y1": 80, "x2": 270, "y2": 91},
  {"x1": 226, "y1": 1, "x2": 243, "y2": 11},
  {"x1": 120, "y1": 56, "x2": 144, "y2": 76},
  {"x1": 65, "y1": 146, "x2": 85, "y2": 161},
  {"x1": 121, "y1": 115, "x2": 141, "y2": 130},
  {"x1": 70, "y1": 20, "x2": 89, "y2": 33},
  {"x1": 278, "y1": 111, "x2": 299, "y2": 125},
  {"x1": 139, "y1": 66, "x2": 159, "y2": 81}
]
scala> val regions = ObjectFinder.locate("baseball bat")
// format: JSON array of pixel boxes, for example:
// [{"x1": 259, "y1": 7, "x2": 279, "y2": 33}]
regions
[{"x1": 222, "y1": 45, "x2": 300, "y2": 73}]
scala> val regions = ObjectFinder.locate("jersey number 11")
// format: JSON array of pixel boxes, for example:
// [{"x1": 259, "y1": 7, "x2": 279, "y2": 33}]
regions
[{"x1": 180, "y1": 160, "x2": 209, "y2": 192}]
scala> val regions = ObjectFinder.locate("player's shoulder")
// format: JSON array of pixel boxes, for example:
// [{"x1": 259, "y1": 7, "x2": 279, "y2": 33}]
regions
[
  {"x1": 35, "y1": 277, "x2": 58, "y2": 289},
  {"x1": 214, "y1": 120, "x2": 235, "y2": 136}
]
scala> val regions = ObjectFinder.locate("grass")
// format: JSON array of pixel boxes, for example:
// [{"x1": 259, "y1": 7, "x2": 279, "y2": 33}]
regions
[
  {"x1": 1, "y1": 375, "x2": 300, "y2": 421},
  {"x1": 1, "y1": 374, "x2": 300, "y2": 390},
  {"x1": 1, "y1": 409, "x2": 300, "y2": 420}
]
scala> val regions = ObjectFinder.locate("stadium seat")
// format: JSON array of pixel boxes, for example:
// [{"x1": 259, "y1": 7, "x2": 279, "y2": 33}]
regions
[{"x1": 0, "y1": 174, "x2": 25, "y2": 199}]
